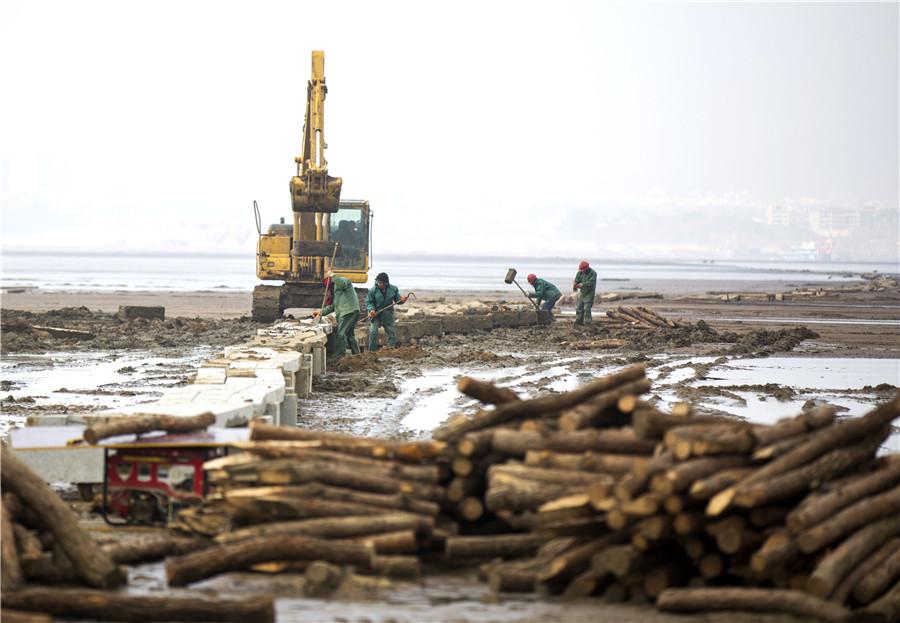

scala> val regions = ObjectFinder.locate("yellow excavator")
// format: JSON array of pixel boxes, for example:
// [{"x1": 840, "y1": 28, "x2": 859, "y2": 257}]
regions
[{"x1": 252, "y1": 50, "x2": 371, "y2": 321}]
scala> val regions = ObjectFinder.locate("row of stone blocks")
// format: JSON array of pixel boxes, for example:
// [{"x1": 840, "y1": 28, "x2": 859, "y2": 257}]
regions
[{"x1": 357, "y1": 308, "x2": 552, "y2": 346}]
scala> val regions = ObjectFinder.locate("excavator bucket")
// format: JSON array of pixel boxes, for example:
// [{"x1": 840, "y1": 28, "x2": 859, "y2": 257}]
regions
[{"x1": 290, "y1": 172, "x2": 342, "y2": 213}]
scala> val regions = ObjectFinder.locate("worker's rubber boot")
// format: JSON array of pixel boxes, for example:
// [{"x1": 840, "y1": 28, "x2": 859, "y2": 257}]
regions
[{"x1": 574, "y1": 319, "x2": 584, "y2": 326}]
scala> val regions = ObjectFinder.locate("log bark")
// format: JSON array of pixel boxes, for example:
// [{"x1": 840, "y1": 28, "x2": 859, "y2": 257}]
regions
[
  {"x1": 536, "y1": 532, "x2": 629, "y2": 585},
  {"x1": 524, "y1": 449, "x2": 648, "y2": 475},
  {"x1": 1, "y1": 499, "x2": 24, "y2": 592},
  {"x1": 489, "y1": 462, "x2": 614, "y2": 488},
  {"x1": 652, "y1": 455, "x2": 749, "y2": 496},
  {"x1": 371, "y1": 555, "x2": 421, "y2": 579},
  {"x1": 656, "y1": 587, "x2": 852, "y2": 622},
  {"x1": 862, "y1": 575, "x2": 900, "y2": 623},
  {"x1": 714, "y1": 430, "x2": 888, "y2": 516},
  {"x1": 445, "y1": 534, "x2": 546, "y2": 559},
  {"x1": 557, "y1": 378, "x2": 652, "y2": 432},
  {"x1": 457, "y1": 376, "x2": 520, "y2": 404},
  {"x1": 249, "y1": 422, "x2": 446, "y2": 463},
  {"x1": 688, "y1": 468, "x2": 754, "y2": 500},
  {"x1": 228, "y1": 441, "x2": 442, "y2": 483},
  {"x1": 215, "y1": 512, "x2": 432, "y2": 544},
  {"x1": 645, "y1": 561, "x2": 692, "y2": 597},
  {"x1": 538, "y1": 493, "x2": 594, "y2": 524},
  {"x1": 166, "y1": 535, "x2": 375, "y2": 586},
  {"x1": 806, "y1": 513, "x2": 900, "y2": 599},
  {"x1": 1, "y1": 587, "x2": 275, "y2": 622},
  {"x1": 664, "y1": 422, "x2": 754, "y2": 460},
  {"x1": 433, "y1": 364, "x2": 647, "y2": 442},
  {"x1": 830, "y1": 537, "x2": 900, "y2": 605},
  {"x1": 491, "y1": 427, "x2": 656, "y2": 457},
  {"x1": 352, "y1": 529, "x2": 418, "y2": 555},
  {"x1": 484, "y1": 472, "x2": 581, "y2": 513},
  {"x1": 456, "y1": 429, "x2": 496, "y2": 457},
  {"x1": 0, "y1": 609, "x2": 53, "y2": 623},
  {"x1": 101, "y1": 535, "x2": 211, "y2": 565},
  {"x1": 0, "y1": 450, "x2": 123, "y2": 589},
  {"x1": 852, "y1": 539, "x2": 900, "y2": 605},
  {"x1": 788, "y1": 456, "x2": 900, "y2": 533},
  {"x1": 798, "y1": 483, "x2": 900, "y2": 554},
  {"x1": 751, "y1": 406, "x2": 837, "y2": 448},
  {"x1": 631, "y1": 406, "x2": 733, "y2": 440},
  {"x1": 83, "y1": 411, "x2": 215, "y2": 444},
  {"x1": 710, "y1": 395, "x2": 900, "y2": 516},
  {"x1": 12, "y1": 523, "x2": 43, "y2": 576}
]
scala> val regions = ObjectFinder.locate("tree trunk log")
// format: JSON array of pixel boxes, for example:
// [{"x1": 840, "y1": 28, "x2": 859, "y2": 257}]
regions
[
  {"x1": 751, "y1": 406, "x2": 837, "y2": 448},
  {"x1": 852, "y1": 538, "x2": 900, "y2": 605},
  {"x1": 445, "y1": 534, "x2": 546, "y2": 560},
  {"x1": 862, "y1": 575, "x2": 900, "y2": 623},
  {"x1": 710, "y1": 395, "x2": 900, "y2": 516},
  {"x1": 524, "y1": 449, "x2": 648, "y2": 475},
  {"x1": 788, "y1": 455, "x2": 900, "y2": 533},
  {"x1": 806, "y1": 513, "x2": 900, "y2": 599},
  {"x1": 557, "y1": 378, "x2": 652, "y2": 432},
  {"x1": 1, "y1": 499, "x2": 23, "y2": 592},
  {"x1": 732, "y1": 432, "x2": 888, "y2": 511},
  {"x1": 491, "y1": 427, "x2": 656, "y2": 457},
  {"x1": 433, "y1": 364, "x2": 647, "y2": 442},
  {"x1": 830, "y1": 537, "x2": 900, "y2": 605},
  {"x1": 101, "y1": 534, "x2": 211, "y2": 565},
  {"x1": 457, "y1": 376, "x2": 520, "y2": 404},
  {"x1": 228, "y1": 441, "x2": 442, "y2": 483},
  {"x1": 652, "y1": 455, "x2": 749, "y2": 496},
  {"x1": 1, "y1": 587, "x2": 275, "y2": 622},
  {"x1": 0, "y1": 450, "x2": 123, "y2": 589},
  {"x1": 484, "y1": 472, "x2": 581, "y2": 513},
  {"x1": 83, "y1": 412, "x2": 215, "y2": 444},
  {"x1": 656, "y1": 587, "x2": 852, "y2": 622},
  {"x1": 489, "y1": 462, "x2": 614, "y2": 487},
  {"x1": 798, "y1": 483, "x2": 900, "y2": 554},
  {"x1": 215, "y1": 511, "x2": 432, "y2": 545},
  {"x1": 249, "y1": 422, "x2": 446, "y2": 463},
  {"x1": 166, "y1": 535, "x2": 375, "y2": 586}
]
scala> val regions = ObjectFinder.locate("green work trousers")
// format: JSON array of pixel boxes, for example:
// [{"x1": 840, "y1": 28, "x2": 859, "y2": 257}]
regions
[
  {"x1": 575, "y1": 297, "x2": 593, "y2": 324},
  {"x1": 368, "y1": 315, "x2": 396, "y2": 352},
  {"x1": 334, "y1": 312, "x2": 360, "y2": 358}
]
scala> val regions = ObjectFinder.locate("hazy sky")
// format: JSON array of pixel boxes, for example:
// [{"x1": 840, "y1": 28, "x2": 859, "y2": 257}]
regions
[{"x1": 1, "y1": 1, "x2": 897, "y2": 258}]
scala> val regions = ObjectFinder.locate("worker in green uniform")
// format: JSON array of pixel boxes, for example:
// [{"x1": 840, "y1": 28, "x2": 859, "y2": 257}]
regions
[
  {"x1": 366, "y1": 272, "x2": 407, "y2": 352},
  {"x1": 313, "y1": 270, "x2": 361, "y2": 358},
  {"x1": 526, "y1": 273, "x2": 562, "y2": 321},
  {"x1": 572, "y1": 260, "x2": 597, "y2": 325}
]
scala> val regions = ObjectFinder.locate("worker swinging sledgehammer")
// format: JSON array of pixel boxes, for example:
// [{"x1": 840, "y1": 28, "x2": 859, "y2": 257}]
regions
[
  {"x1": 365, "y1": 272, "x2": 410, "y2": 352},
  {"x1": 526, "y1": 274, "x2": 562, "y2": 321}
]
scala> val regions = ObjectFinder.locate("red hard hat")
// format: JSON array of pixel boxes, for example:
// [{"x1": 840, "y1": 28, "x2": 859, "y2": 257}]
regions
[
  {"x1": 578, "y1": 261, "x2": 589, "y2": 271},
  {"x1": 527, "y1": 274, "x2": 536, "y2": 284}
]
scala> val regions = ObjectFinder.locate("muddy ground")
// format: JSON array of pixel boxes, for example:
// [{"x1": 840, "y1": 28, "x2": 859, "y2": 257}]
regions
[{"x1": 1, "y1": 285, "x2": 899, "y2": 622}]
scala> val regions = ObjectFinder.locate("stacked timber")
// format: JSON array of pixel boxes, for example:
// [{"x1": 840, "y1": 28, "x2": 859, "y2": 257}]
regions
[
  {"x1": 166, "y1": 424, "x2": 449, "y2": 587},
  {"x1": 435, "y1": 371, "x2": 899, "y2": 623},
  {"x1": 604, "y1": 306, "x2": 690, "y2": 329}
]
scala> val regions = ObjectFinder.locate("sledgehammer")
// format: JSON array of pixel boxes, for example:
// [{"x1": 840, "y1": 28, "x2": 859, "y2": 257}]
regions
[{"x1": 504, "y1": 268, "x2": 539, "y2": 309}]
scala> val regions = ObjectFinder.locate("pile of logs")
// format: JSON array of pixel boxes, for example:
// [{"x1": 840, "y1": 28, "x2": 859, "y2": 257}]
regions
[
  {"x1": 602, "y1": 306, "x2": 690, "y2": 330},
  {"x1": 2, "y1": 365, "x2": 899, "y2": 622},
  {"x1": 434, "y1": 367, "x2": 900, "y2": 622}
]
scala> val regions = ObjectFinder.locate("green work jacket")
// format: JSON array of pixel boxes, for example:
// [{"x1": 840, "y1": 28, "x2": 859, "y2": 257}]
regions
[
  {"x1": 321, "y1": 276, "x2": 360, "y2": 318},
  {"x1": 366, "y1": 283, "x2": 401, "y2": 322},
  {"x1": 528, "y1": 278, "x2": 561, "y2": 304},
  {"x1": 574, "y1": 267, "x2": 597, "y2": 302}
]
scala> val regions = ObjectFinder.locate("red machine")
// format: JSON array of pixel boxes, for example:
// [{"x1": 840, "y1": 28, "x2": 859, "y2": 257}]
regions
[{"x1": 103, "y1": 445, "x2": 221, "y2": 525}]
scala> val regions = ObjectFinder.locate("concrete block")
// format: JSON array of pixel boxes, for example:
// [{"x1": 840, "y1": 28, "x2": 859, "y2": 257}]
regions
[
  {"x1": 492, "y1": 310, "x2": 519, "y2": 328},
  {"x1": 470, "y1": 314, "x2": 494, "y2": 330},
  {"x1": 312, "y1": 346, "x2": 326, "y2": 376},
  {"x1": 442, "y1": 315, "x2": 472, "y2": 334},
  {"x1": 395, "y1": 324, "x2": 412, "y2": 344},
  {"x1": 517, "y1": 309, "x2": 538, "y2": 326},
  {"x1": 118, "y1": 305, "x2": 165, "y2": 321},
  {"x1": 279, "y1": 394, "x2": 298, "y2": 427},
  {"x1": 421, "y1": 319, "x2": 443, "y2": 337},
  {"x1": 10, "y1": 447, "x2": 105, "y2": 484},
  {"x1": 536, "y1": 310, "x2": 552, "y2": 326}
]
